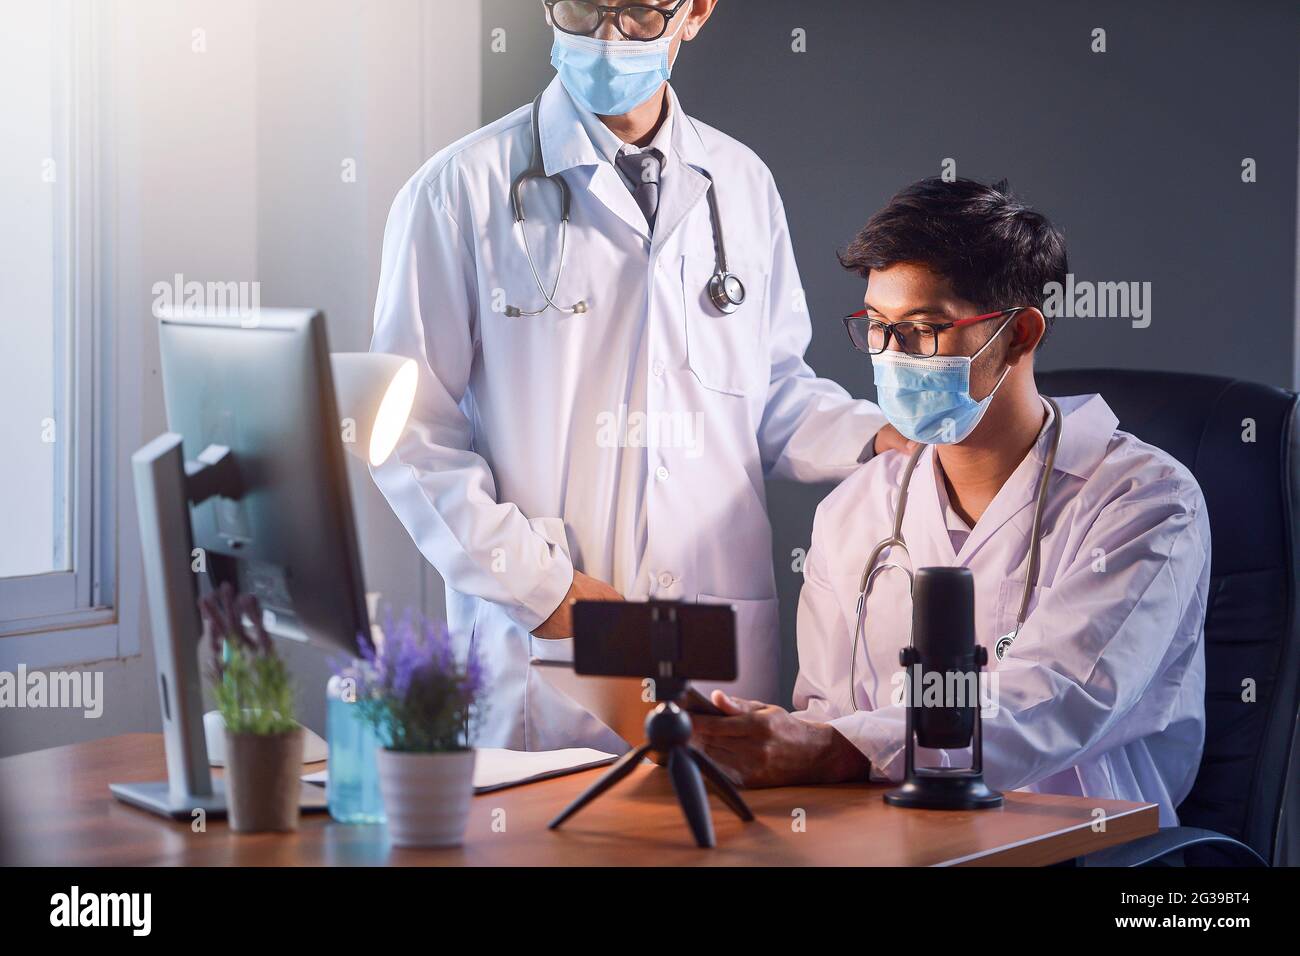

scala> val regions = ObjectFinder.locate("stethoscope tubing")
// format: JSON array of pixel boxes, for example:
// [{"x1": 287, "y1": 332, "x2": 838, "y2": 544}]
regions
[
  {"x1": 848, "y1": 396, "x2": 1064, "y2": 712},
  {"x1": 512, "y1": 213, "x2": 575, "y2": 317},
  {"x1": 507, "y1": 90, "x2": 741, "y2": 318}
]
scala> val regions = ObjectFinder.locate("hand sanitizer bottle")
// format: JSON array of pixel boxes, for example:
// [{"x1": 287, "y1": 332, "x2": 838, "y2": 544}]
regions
[{"x1": 326, "y1": 672, "x2": 386, "y2": 824}]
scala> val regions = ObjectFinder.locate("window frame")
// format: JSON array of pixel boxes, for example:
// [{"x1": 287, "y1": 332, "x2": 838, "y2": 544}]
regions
[{"x1": 0, "y1": 0, "x2": 135, "y2": 668}]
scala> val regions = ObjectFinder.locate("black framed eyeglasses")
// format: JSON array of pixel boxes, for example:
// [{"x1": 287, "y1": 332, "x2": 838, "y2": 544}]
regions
[
  {"x1": 843, "y1": 308, "x2": 1026, "y2": 357},
  {"x1": 544, "y1": 0, "x2": 690, "y2": 41}
]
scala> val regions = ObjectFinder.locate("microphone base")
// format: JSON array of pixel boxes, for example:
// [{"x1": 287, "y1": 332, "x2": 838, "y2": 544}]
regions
[{"x1": 884, "y1": 769, "x2": 1003, "y2": 811}]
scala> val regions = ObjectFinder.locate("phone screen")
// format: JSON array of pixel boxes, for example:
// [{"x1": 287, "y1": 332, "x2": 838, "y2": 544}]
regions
[{"x1": 571, "y1": 601, "x2": 737, "y2": 682}]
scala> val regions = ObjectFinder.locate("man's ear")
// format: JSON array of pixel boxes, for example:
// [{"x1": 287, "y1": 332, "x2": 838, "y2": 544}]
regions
[
  {"x1": 684, "y1": 0, "x2": 719, "y2": 40},
  {"x1": 1006, "y1": 307, "x2": 1045, "y2": 365}
]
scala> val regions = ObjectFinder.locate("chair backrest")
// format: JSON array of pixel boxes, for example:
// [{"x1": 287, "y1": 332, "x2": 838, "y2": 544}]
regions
[{"x1": 1038, "y1": 369, "x2": 1300, "y2": 863}]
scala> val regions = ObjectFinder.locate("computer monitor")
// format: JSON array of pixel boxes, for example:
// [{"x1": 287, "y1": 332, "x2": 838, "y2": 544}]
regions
[
  {"x1": 161, "y1": 308, "x2": 368, "y2": 647},
  {"x1": 111, "y1": 308, "x2": 373, "y2": 818}
]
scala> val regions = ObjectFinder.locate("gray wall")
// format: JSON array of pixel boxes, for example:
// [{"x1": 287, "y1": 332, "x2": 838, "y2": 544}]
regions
[{"x1": 483, "y1": 0, "x2": 1300, "y2": 705}]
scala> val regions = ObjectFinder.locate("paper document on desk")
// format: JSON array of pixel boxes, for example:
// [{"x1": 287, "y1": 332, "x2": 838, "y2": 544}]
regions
[
  {"x1": 472, "y1": 747, "x2": 617, "y2": 793},
  {"x1": 301, "y1": 747, "x2": 617, "y2": 794},
  {"x1": 530, "y1": 658, "x2": 650, "y2": 746}
]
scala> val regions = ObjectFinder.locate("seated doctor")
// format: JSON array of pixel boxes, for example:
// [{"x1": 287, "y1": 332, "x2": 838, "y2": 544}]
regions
[{"x1": 694, "y1": 177, "x2": 1209, "y2": 825}]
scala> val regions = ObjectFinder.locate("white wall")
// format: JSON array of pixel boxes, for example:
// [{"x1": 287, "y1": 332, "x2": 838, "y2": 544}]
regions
[
  {"x1": 4, "y1": 0, "x2": 482, "y2": 754},
  {"x1": 251, "y1": 0, "x2": 483, "y2": 731}
]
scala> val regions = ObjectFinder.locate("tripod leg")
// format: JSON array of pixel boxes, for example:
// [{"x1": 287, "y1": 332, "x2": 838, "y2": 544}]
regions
[
  {"x1": 689, "y1": 746, "x2": 755, "y2": 822},
  {"x1": 668, "y1": 747, "x2": 715, "y2": 848},
  {"x1": 548, "y1": 745, "x2": 650, "y2": 830}
]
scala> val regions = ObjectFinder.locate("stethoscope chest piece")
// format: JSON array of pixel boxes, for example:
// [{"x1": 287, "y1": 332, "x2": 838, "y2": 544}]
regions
[
  {"x1": 708, "y1": 271, "x2": 745, "y2": 314},
  {"x1": 994, "y1": 631, "x2": 1017, "y2": 661}
]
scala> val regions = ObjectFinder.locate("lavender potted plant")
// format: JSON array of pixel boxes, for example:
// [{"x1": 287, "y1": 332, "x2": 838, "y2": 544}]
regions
[
  {"x1": 201, "y1": 583, "x2": 301, "y2": 833},
  {"x1": 349, "y1": 611, "x2": 484, "y2": 848}
]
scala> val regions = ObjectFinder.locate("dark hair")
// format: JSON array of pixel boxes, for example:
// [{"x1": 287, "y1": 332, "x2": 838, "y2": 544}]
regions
[{"x1": 838, "y1": 177, "x2": 1068, "y2": 343}]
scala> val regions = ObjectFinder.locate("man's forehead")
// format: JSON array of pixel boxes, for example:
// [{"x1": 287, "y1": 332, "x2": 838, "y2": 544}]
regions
[{"x1": 864, "y1": 264, "x2": 962, "y2": 313}]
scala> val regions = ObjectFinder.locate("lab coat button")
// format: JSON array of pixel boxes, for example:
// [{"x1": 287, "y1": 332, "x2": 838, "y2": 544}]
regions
[
  {"x1": 652, "y1": 360, "x2": 665, "y2": 377},
  {"x1": 658, "y1": 572, "x2": 674, "y2": 589},
  {"x1": 655, "y1": 465, "x2": 670, "y2": 482}
]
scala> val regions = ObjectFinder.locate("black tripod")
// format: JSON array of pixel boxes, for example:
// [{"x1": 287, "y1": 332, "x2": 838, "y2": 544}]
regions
[{"x1": 548, "y1": 686, "x2": 754, "y2": 848}]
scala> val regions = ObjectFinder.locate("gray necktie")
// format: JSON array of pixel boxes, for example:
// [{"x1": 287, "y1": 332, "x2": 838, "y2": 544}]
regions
[{"x1": 614, "y1": 147, "x2": 663, "y2": 231}]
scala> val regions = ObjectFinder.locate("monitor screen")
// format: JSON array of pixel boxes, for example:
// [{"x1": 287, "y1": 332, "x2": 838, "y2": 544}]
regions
[{"x1": 157, "y1": 308, "x2": 368, "y2": 653}]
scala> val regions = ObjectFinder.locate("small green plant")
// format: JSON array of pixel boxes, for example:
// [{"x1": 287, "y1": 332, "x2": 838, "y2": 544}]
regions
[{"x1": 200, "y1": 583, "x2": 296, "y2": 735}]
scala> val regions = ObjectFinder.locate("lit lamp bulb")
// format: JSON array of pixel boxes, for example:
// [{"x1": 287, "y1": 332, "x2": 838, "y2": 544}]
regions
[{"x1": 330, "y1": 353, "x2": 418, "y2": 467}]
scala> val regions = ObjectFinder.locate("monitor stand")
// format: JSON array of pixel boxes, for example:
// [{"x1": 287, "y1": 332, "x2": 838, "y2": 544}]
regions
[
  {"x1": 111, "y1": 434, "x2": 328, "y2": 820},
  {"x1": 110, "y1": 778, "x2": 327, "y2": 820}
]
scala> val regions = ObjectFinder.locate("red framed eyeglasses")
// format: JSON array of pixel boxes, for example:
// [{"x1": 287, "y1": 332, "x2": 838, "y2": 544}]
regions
[{"x1": 843, "y1": 308, "x2": 1026, "y2": 357}]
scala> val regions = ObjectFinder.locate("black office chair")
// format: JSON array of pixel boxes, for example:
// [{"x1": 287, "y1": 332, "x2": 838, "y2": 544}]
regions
[{"x1": 1036, "y1": 369, "x2": 1300, "y2": 866}]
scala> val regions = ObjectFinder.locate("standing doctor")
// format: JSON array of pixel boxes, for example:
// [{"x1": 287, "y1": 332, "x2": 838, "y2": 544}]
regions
[{"x1": 369, "y1": 0, "x2": 899, "y2": 752}]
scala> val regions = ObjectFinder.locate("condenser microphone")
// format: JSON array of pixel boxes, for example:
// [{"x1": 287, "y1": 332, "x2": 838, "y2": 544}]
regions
[
  {"x1": 911, "y1": 566, "x2": 978, "y2": 749},
  {"x1": 884, "y1": 566, "x2": 1002, "y2": 810}
]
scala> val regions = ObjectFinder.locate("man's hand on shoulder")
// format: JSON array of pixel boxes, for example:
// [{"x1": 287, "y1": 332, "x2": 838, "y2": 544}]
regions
[{"x1": 873, "y1": 423, "x2": 918, "y2": 458}]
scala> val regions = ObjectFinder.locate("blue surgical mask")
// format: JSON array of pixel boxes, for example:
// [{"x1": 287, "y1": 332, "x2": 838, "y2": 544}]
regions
[
  {"x1": 870, "y1": 315, "x2": 1015, "y2": 445},
  {"x1": 550, "y1": 13, "x2": 687, "y2": 117}
]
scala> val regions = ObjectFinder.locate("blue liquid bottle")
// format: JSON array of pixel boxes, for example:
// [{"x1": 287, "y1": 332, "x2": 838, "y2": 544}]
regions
[{"x1": 326, "y1": 674, "x2": 386, "y2": 824}]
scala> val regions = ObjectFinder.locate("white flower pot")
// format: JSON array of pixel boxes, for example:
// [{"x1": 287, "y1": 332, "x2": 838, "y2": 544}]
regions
[{"x1": 376, "y1": 748, "x2": 476, "y2": 848}]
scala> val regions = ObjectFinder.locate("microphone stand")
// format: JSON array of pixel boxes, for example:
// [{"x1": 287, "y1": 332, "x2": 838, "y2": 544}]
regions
[{"x1": 884, "y1": 645, "x2": 1003, "y2": 810}]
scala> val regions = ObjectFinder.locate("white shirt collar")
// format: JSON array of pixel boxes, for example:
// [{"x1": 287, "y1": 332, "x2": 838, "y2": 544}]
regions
[
  {"x1": 933, "y1": 397, "x2": 1060, "y2": 537},
  {"x1": 572, "y1": 88, "x2": 675, "y2": 175},
  {"x1": 540, "y1": 76, "x2": 708, "y2": 177}
]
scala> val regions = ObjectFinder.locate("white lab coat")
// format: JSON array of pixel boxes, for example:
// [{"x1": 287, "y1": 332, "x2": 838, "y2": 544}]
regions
[
  {"x1": 370, "y1": 76, "x2": 885, "y2": 752},
  {"x1": 793, "y1": 394, "x2": 1209, "y2": 825}
]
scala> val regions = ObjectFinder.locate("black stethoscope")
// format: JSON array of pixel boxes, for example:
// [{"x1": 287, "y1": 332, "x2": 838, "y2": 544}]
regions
[{"x1": 506, "y1": 91, "x2": 746, "y2": 318}]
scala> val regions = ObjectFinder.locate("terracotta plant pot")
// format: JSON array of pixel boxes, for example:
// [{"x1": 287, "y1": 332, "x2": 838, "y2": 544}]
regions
[
  {"x1": 376, "y1": 748, "x2": 476, "y2": 848},
  {"x1": 223, "y1": 727, "x2": 304, "y2": 833}
]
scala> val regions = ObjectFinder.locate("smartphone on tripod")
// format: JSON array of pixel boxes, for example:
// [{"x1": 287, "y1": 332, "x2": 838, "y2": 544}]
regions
[
  {"x1": 549, "y1": 599, "x2": 753, "y2": 848},
  {"x1": 571, "y1": 599, "x2": 737, "y2": 682}
]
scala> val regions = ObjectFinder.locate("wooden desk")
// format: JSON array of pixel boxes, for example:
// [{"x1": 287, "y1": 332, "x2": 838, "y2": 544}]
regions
[{"x1": 0, "y1": 734, "x2": 1157, "y2": 866}]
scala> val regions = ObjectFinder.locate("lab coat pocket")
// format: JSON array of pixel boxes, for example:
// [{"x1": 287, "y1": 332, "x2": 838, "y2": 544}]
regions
[
  {"x1": 993, "y1": 578, "x2": 1050, "y2": 665},
  {"x1": 696, "y1": 593, "x2": 781, "y2": 704},
  {"x1": 529, "y1": 634, "x2": 575, "y2": 664},
  {"x1": 681, "y1": 254, "x2": 767, "y2": 397}
]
